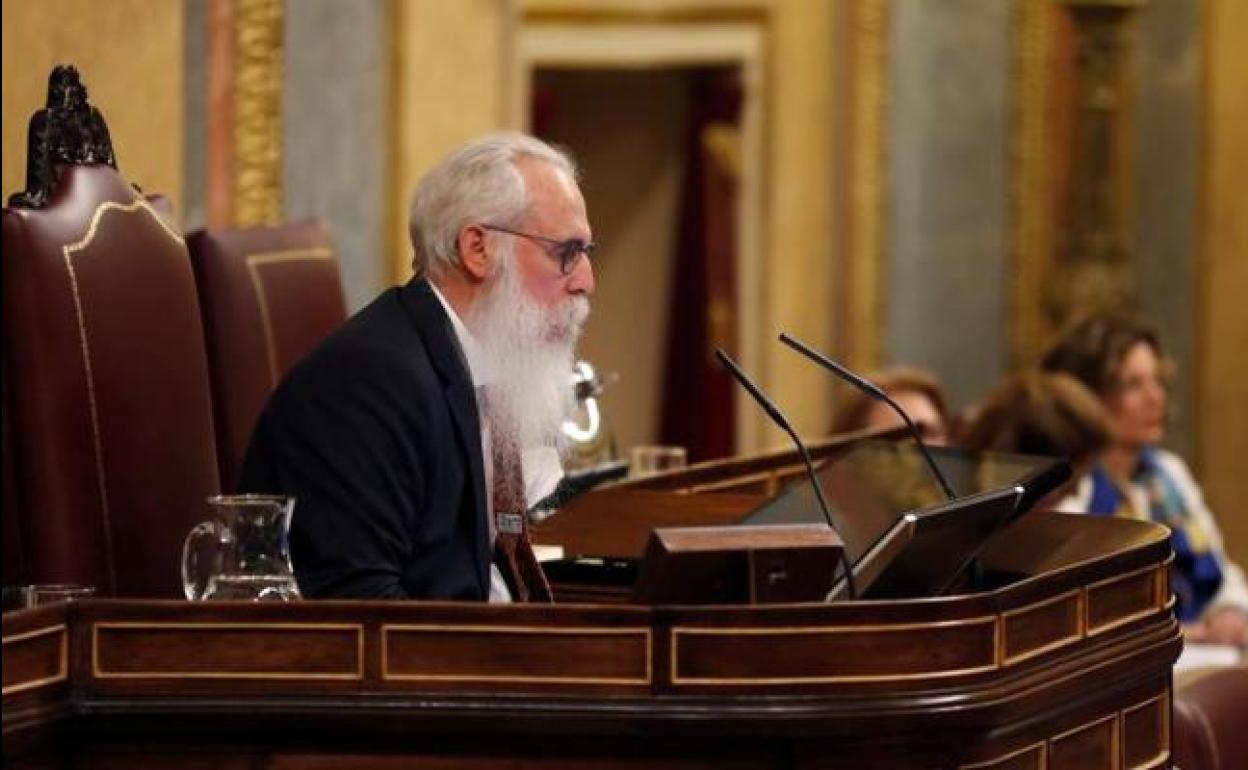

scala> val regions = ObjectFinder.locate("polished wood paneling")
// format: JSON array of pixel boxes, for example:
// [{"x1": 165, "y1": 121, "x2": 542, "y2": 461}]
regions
[
  {"x1": 1122, "y1": 694, "x2": 1169, "y2": 769},
  {"x1": 1049, "y1": 714, "x2": 1118, "y2": 770},
  {"x1": 671, "y1": 617, "x2": 997, "y2": 685},
  {"x1": 2, "y1": 513, "x2": 1180, "y2": 769},
  {"x1": 1002, "y1": 589, "x2": 1081, "y2": 665},
  {"x1": 961, "y1": 742, "x2": 1045, "y2": 770},
  {"x1": 1, "y1": 624, "x2": 66, "y2": 696},
  {"x1": 534, "y1": 489, "x2": 760, "y2": 559},
  {"x1": 1086, "y1": 565, "x2": 1162, "y2": 636},
  {"x1": 382, "y1": 623, "x2": 651, "y2": 687},
  {"x1": 92, "y1": 622, "x2": 362, "y2": 680}
]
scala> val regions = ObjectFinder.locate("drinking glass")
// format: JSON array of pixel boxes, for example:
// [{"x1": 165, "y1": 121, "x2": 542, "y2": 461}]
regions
[
  {"x1": 23, "y1": 584, "x2": 96, "y2": 607},
  {"x1": 629, "y1": 445, "x2": 688, "y2": 478}
]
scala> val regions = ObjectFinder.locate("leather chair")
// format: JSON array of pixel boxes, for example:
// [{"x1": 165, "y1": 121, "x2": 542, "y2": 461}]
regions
[
  {"x1": 1172, "y1": 664, "x2": 1248, "y2": 770},
  {"x1": 2, "y1": 164, "x2": 221, "y2": 597},
  {"x1": 187, "y1": 219, "x2": 346, "y2": 492},
  {"x1": 2, "y1": 365, "x2": 26, "y2": 597}
]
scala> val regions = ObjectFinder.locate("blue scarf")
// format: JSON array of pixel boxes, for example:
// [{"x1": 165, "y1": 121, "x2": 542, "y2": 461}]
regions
[{"x1": 1088, "y1": 449, "x2": 1223, "y2": 623}]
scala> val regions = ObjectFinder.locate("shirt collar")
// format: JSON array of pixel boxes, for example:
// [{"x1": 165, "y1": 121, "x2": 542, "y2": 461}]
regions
[{"x1": 428, "y1": 280, "x2": 496, "y2": 387}]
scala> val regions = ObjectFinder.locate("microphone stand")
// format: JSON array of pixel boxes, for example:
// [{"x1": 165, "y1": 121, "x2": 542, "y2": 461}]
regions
[
  {"x1": 778, "y1": 332, "x2": 957, "y2": 502},
  {"x1": 714, "y1": 349, "x2": 858, "y2": 601}
]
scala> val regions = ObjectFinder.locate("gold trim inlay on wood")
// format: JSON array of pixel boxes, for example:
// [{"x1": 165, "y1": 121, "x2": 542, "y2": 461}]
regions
[
  {"x1": 1050, "y1": 712, "x2": 1120, "y2": 768},
  {"x1": 91, "y1": 622, "x2": 364, "y2": 681},
  {"x1": 244, "y1": 247, "x2": 335, "y2": 386},
  {"x1": 1, "y1": 624, "x2": 69, "y2": 696},
  {"x1": 1000, "y1": 589, "x2": 1084, "y2": 666},
  {"x1": 1084, "y1": 564, "x2": 1163, "y2": 637},
  {"x1": 1122, "y1": 692, "x2": 1170, "y2": 770},
  {"x1": 232, "y1": 0, "x2": 283, "y2": 226},
  {"x1": 958, "y1": 686, "x2": 1171, "y2": 769},
  {"x1": 382, "y1": 623, "x2": 652, "y2": 685},
  {"x1": 671, "y1": 617, "x2": 999, "y2": 685},
  {"x1": 958, "y1": 739, "x2": 1046, "y2": 769}
]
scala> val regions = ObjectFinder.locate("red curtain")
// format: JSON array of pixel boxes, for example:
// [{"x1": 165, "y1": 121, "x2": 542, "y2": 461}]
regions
[{"x1": 659, "y1": 68, "x2": 743, "y2": 462}]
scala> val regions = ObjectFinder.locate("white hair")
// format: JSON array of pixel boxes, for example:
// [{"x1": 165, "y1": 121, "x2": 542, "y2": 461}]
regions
[{"x1": 407, "y1": 132, "x2": 578, "y2": 278}]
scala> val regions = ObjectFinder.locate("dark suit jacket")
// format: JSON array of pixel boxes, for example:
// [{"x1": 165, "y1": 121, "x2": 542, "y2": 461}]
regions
[{"x1": 238, "y1": 278, "x2": 491, "y2": 599}]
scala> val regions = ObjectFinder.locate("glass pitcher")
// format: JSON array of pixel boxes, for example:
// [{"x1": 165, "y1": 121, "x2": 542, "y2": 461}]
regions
[{"x1": 181, "y1": 495, "x2": 301, "y2": 601}]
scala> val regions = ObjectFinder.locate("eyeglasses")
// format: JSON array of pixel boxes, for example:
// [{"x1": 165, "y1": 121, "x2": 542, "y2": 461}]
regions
[{"x1": 479, "y1": 224, "x2": 595, "y2": 276}]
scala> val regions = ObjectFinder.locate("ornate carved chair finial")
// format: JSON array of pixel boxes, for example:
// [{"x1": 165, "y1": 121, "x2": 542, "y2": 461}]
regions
[{"x1": 8, "y1": 65, "x2": 119, "y2": 209}]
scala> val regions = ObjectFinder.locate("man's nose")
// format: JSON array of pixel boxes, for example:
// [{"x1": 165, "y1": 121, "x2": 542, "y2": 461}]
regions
[{"x1": 567, "y1": 255, "x2": 595, "y2": 296}]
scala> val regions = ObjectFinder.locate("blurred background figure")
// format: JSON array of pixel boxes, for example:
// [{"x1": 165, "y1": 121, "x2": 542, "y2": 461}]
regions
[
  {"x1": 1043, "y1": 315, "x2": 1248, "y2": 645},
  {"x1": 957, "y1": 371, "x2": 1112, "y2": 509},
  {"x1": 829, "y1": 367, "x2": 950, "y2": 445}
]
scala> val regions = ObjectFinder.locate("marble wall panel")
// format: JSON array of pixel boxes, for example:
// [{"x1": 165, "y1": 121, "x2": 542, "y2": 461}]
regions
[
  {"x1": 184, "y1": 0, "x2": 208, "y2": 230},
  {"x1": 1131, "y1": 1, "x2": 1200, "y2": 461},
  {"x1": 283, "y1": 0, "x2": 390, "y2": 311},
  {"x1": 885, "y1": 0, "x2": 1012, "y2": 411}
]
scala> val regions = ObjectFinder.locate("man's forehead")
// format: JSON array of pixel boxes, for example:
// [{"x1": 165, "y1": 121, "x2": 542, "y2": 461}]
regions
[
  {"x1": 517, "y1": 156, "x2": 577, "y2": 195},
  {"x1": 518, "y1": 158, "x2": 588, "y2": 230}
]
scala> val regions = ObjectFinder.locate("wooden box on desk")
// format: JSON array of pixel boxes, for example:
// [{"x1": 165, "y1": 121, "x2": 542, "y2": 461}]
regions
[{"x1": 632, "y1": 523, "x2": 843, "y2": 604}]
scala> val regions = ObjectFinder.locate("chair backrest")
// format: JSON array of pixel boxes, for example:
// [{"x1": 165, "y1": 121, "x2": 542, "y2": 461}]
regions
[
  {"x1": 2, "y1": 364, "x2": 26, "y2": 594},
  {"x1": 1, "y1": 164, "x2": 221, "y2": 597},
  {"x1": 1173, "y1": 665, "x2": 1248, "y2": 770},
  {"x1": 187, "y1": 219, "x2": 347, "y2": 492}
]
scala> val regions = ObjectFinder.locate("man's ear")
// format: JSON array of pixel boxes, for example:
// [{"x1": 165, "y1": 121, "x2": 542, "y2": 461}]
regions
[{"x1": 457, "y1": 224, "x2": 490, "y2": 282}]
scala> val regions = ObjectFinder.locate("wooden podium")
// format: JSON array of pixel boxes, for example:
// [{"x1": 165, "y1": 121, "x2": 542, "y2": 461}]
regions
[{"x1": 3, "y1": 436, "x2": 1181, "y2": 769}]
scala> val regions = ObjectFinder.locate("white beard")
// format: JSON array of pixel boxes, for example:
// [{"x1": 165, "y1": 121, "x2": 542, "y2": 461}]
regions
[{"x1": 466, "y1": 253, "x2": 589, "y2": 456}]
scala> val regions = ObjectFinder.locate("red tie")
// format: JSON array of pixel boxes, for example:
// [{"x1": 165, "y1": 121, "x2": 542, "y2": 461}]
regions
[{"x1": 487, "y1": 409, "x2": 553, "y2": 603}]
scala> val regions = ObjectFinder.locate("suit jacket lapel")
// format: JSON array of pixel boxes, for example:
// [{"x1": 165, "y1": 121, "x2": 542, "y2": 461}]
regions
[{"x1": 399, "y1": 278, "x2": 490, "y2": 596}]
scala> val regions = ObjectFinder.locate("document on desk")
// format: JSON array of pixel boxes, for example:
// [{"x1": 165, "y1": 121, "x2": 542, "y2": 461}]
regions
[{"x1": 532, "y1": 544, "x2": 565, "y2": 562}]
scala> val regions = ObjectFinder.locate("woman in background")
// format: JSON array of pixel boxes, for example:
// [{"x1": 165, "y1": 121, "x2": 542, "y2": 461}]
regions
[
  {"x1": 829, "y1": 367, "x2": 950, "y2": 445},
  {"x1": 958, "y1": 371, "x2": 1112, "y2": 509},
  {"x1": 1043, "y1": 315, "x2": 1248, "y2": 645}
]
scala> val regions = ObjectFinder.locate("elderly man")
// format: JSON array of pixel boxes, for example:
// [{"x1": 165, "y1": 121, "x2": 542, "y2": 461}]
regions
[{"x1": 239, "y1": 133, "x2": 595, "y2": 601}]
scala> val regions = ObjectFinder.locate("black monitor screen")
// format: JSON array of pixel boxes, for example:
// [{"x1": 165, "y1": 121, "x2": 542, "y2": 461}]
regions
[{"x1": 742, "y1": 440, "x2": 1057, "y2": 565}]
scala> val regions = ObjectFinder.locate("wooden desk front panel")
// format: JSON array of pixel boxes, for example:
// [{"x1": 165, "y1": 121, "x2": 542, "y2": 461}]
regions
[{"x1": 3, "y1": 513, "x2": 1181, "y2": 769}]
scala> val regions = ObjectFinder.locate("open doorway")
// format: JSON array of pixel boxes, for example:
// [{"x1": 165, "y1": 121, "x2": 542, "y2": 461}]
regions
[
  {"x1": 514, "y1": 20, "x2": 766, "y2": 460},
  {"x1": 532, "y1": 67, "x2": 742, "y2": 462}
]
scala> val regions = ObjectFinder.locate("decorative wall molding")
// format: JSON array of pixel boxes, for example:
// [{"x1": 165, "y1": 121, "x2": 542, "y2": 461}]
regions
[
  {"x1": 1010, "y1": 0, "x2": 1059, "y2": 368},
  {"x1": 1011, "y1": 0, "x2": 1143, "y2": 366},
  {"x1": 231, "y1": 0, "x2": 283, "y2": 227},
  {"x1": 207, "y1": 0, "x2": 283, "y2": 228},
  {"x1": 841, "y1": 0, "x2": 889, "y2": 375}
]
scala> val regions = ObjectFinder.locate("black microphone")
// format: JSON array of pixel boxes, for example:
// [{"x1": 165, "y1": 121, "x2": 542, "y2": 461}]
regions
[
  {"x1": 778, "y1": 332, "x2": 957, "y2": 502},
  {"x1": 714, "y1": 348, "x2": 858, "y2": 600}
]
